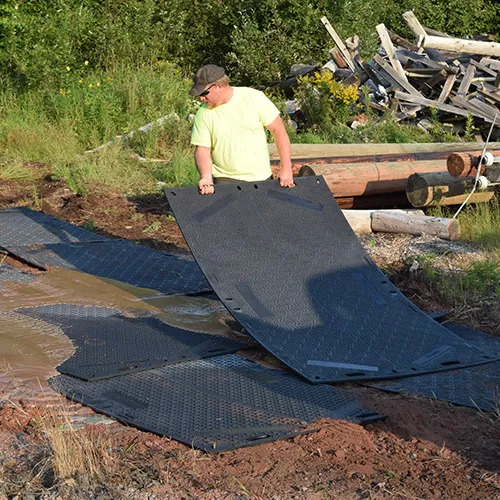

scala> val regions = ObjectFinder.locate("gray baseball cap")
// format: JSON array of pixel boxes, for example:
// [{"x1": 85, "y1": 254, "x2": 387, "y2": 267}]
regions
[{"x1": 189, "y1": 65, "x2": 226, "y2": 96}]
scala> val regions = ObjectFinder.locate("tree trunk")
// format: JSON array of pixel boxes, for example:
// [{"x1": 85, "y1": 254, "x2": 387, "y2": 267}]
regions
[
  {"x1": 406, "y1": 172, "x2": 494, "y2": 207},
  {"x1": 342, "y1": 209, "x2": 424, "y2": 234},
  {"x1": 371, "y1": 212, "x2": 461, "y2": 240},
  {"x1": 298, "y1": 161, "x2": 447, "y2": 197}
]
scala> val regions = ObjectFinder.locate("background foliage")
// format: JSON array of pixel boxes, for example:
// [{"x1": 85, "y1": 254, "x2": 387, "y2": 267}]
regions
[{"x1": 1, "y1": 0, "x2": 498, "y2": 89}]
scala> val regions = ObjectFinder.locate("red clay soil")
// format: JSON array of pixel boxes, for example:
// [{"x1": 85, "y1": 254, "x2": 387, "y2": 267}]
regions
[{"x1": 0, "y1": 179, "x2": 499, "y2": 500}]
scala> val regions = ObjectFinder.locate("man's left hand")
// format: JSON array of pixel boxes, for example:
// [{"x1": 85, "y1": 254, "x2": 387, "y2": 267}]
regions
[{"x1": 279, "y1": 168, "x2": 294, "y2": 188}]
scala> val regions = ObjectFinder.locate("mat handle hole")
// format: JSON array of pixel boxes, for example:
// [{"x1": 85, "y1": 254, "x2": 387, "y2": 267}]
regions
[
  {"x1": 170, "y1": 192, "x2": 177, "y2": 196},
  {"x1": 344, "y1": 372, "x2": 366, "y2": 377},
  {"x1": 390, "y1": 291, "x2": 397, "y2": 295},
  {"x1": 233, "y1": 307, "x2": 241, "y2": 311},
  {"x1": 237, "y1": 186, "x2": 242, "y2": 191},
  {"x1": 254, "y1": 184, "x2": 258, "y2": 189}
]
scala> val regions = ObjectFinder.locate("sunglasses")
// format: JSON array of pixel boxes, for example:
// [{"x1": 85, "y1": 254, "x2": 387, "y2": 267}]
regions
[{"x1": 199, "y1": 84, "x2": 216, "y2": 97}]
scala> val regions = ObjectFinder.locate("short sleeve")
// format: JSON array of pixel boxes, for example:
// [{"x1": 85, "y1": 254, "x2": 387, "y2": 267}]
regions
[
  {"x1": 190, "y1": 108, "x2": 212, "y2": 147},
  {"x1": 254, "y1": 91, "x2": 280, "y2": 127}
]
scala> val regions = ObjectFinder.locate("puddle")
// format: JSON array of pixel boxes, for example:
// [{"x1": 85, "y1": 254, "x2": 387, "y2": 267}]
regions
[{"x1": 0, "y1": 268, "x2": 250, "y2": 394}]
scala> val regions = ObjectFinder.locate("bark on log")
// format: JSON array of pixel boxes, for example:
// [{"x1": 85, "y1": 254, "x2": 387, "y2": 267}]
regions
[
  {"x1": 371, "y1": 212, "x2": 461, "y2": 240},
  {"x1": 406, "y1": 172, "x2": 494, "y2": 207},
  {"x1": 298, "y1": 160, "x2": 447, "y2": 197},
  {"x1": 342, "y1": 209, "x2": 424, "y2": 234}
]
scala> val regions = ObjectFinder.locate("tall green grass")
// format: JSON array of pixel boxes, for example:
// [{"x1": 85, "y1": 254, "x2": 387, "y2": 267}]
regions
[{"x1": 0, "y1": 62, "x2": 198, "y2": 194}]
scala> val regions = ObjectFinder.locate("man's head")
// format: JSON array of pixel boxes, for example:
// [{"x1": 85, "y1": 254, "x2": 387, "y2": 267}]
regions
[{"x1": 190, "y1": 64, "x2": 231, "y2": 108}]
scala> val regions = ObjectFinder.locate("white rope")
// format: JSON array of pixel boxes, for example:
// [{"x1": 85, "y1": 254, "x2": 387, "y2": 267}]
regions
[{"x1": 453, "y1": 113, "x2": 498, "y2": 219}]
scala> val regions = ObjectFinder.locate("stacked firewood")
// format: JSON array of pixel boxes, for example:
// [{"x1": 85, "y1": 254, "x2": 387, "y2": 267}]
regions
[{"x1": 322, "y1": 11, "x2": 500, "y2": 133}]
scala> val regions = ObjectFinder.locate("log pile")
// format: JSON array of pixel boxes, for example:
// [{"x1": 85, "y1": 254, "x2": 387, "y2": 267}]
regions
[{"x1": 321, "y1": 11, "x2": 500, "y2": 133}]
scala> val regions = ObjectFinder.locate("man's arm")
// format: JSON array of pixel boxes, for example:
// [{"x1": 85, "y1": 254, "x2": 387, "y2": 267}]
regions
[
  {"x1": 266, "y1": 116, "x2": 293, "y2": 187},
  {"x1": 194, "y1": 145, "x2": 215, "y2": 195}
]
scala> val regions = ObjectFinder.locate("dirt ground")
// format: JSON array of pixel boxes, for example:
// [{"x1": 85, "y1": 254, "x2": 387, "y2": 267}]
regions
[{"x1": 0, "y1": 178, "x2": 499, "y2": 500}]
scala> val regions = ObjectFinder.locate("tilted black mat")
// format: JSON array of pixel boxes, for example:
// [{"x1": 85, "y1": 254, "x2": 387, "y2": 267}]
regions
[
  {"x1": 18, "y1": 304, "x2": 245, "y2": 380},
  {"x1": 365, "y1": 324, "x2": 500, "y2": 412},
  {"x1": 0, "y1": 263, "x2": 34, "y2": 288},
  {"x1": 165, "y1": 177, "x2": 493, "y2": 383},
  {"x1": 444, "y1": 322, "x2": 500, "y2": 357},
  {"x1": 0, "y1": 207, "x2": 106, "y2": 245},
  {"x1": 5, "y1": 239, "x2": 211, "y2": 296},
  {"x1": 49, "y1": 354, "x2": 384, "y2": 452}
]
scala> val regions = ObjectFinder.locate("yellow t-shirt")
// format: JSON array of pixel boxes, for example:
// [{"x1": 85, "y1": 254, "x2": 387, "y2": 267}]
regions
[{"x1": 190, "y1": 87, "x2": 279, "y2": 181}]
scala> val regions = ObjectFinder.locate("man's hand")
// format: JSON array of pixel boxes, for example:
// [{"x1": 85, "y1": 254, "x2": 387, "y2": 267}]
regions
[
  {"x1": 278, "y1": 165, "x2": 294, "y2": 188},
  {"x1": 198, "y1": 177, "x2": 215, "y2": 195}
]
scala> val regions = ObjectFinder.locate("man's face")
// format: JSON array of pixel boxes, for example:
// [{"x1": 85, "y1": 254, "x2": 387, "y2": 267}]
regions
[{"x1": 199, "y1": 84, "x2": 220, "y2": 108}]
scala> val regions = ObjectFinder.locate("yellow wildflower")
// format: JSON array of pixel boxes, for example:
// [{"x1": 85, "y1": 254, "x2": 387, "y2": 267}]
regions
[
  {"x1": 88, "y1": 83, "x2": 93, "y2": 88},
  {"x1": 96, "y1": 82, "x2": 101, "y2": 87},
  {"x1": 84, "y1": 60, "x2": 89, "y2": 66},
  {"x1": 66, "y1": 66, "x2": 70, "y2": 71},
  {"x1": 79, "y1": 79, "x2": 83, "y2": 84}
]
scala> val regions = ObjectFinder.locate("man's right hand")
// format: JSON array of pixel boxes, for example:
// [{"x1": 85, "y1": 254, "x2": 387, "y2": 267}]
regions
[{"x1": 198, "y1": 177, "x2": 215, "y2": 195}]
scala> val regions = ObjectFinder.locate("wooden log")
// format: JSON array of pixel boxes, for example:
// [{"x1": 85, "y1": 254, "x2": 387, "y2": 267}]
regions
[
  {"x1": 406, "y1": 171, "x2": 494, "y2": 207},
  {"x1": 447, "y1": 152, "x2": 486, "y2": 177},
  {"x1": 298, "y1": 160, "x2": 447, "y2": 197},
  {"x1": 342, "y1": 208, "x2": 425, "y2": 234},
  {"x1": 418, "y1": 35, "x2": 500, "y2": 58},
  {"x1": 371, "y1": 211, "x2": 461, "y2": 240},
  {"x1": 268, "y1": 142, "x2": 500, "y2": 161}
]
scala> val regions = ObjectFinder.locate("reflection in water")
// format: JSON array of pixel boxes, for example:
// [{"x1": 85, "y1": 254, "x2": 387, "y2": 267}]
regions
[{"x1": 0, "y1": 268, "x2": 248, "y2": 392}]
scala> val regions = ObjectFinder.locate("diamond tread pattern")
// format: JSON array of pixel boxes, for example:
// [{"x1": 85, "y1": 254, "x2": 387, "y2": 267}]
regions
[
  {"x1": 0, "y1": 207, "x2": 106, "y2": 245},
  {"x1": 165, "y1": 177, "x2": 492, "y2": 383},
  {"x1": 5, "y1": 239, "x2": 211, "y2": 296},
  {"x1": 49, "y1": 354, "x2": 384, "y2": 452},
  {"x1": 366, "y1": 323, "x2": 500, "y2": 412},
  {"x1": 0, "y1": 263, "x2": 34, "y2": 288},
  {"x1": 18, "y1": 304, "x2": 246, "y2": 380}
]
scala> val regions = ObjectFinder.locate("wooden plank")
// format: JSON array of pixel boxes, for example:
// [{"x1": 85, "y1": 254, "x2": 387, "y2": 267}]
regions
[
  {"x1": 396, "y1": 50, "x2": 451, "y2": 70},
  {"x1": 268, "y1": 142, "x2": 500, "y2": 160},
  {"x1": 470, "y1": 59, "x2": 498, "y2": 78},
  {"x1": 480, "y1": 58, "x2": 500, "y2": 71},
  {"x1": 395, "y1": 91, "x2": 473, "y2": 118},
  {"x1": 438, "y1": 74, "x2": 457, "y2": 103},
  {"x1": 456, "y1": 64, "x2": 476, "y2": 98},
  {"x1": 468, "y1": 98, "x2": 499, "y2": 120},
  {"x1": 376, "y1": 24, "x2": 407, "y2": 81},
  {"x1": 373, "y1": 54, "x2": 423, "y2": 96},
  {"x1": 320, "y1": 17, "x2": 356, "y2": 72},
  {"x1": 417, "y1": 69, "x2": 447, "y2": 93},
  {"x1": 420, "y1": 35, "x2": 500, "y2": 57},
  {"x1": 450, "y1": 96, "x2": 496, "y2": 122},
  {"x1": 474, "y1": 85, "x2": 500, "y2": 106}
]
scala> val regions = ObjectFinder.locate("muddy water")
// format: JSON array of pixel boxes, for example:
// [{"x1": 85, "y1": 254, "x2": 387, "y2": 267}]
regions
[{"x1": 0, "y1": 268, "x2": 246, "y2": 393}]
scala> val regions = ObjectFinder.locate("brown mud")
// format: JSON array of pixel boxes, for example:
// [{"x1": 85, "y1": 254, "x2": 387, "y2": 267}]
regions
[{"x1": 0, "y1": 179, "x2": 499, "y2": 499}]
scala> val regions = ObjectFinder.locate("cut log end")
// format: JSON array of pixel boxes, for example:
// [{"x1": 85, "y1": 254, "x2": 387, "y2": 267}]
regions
[{"x1": 447, "y1": 152, "x2": 485, "y2": 178}]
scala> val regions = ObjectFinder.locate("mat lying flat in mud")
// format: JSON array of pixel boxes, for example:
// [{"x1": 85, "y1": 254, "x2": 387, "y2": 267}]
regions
[
  {"x1": 49, "y1": 354, "x2": 384, "y2": 452},
  {"x1": 18, "y1": 304, "x2": 245, "y2": 380},
  {"x1": 366, "y1": 324, "x2": 500, "y2": 412},
  {"x1": 0, "y1": 207, "x2": 106, "y2": 245},
  {"x1": 5, "y1": 239, "x2": 211, "y2": 296},
  {"x1": 0, "y1": 263, "x2": 34, "y2": 288},
  {"x1": 165, "y1": 177, "x2": 493, "y2": 383}
]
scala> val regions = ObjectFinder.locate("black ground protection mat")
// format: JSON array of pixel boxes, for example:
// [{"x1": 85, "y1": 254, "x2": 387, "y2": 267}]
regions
[
  {"x1": 5, "y1": 239, "x2": 211, "y2": 296},
  {"x1": 0, "y1": 207, "x2": 106, "y2": 245},
  {"x1": 49, "y1": 354, "x2": 384, "y2": 452},
  {"x1": 365, "y1": 324, "x2": 500, "y2": 412},
  {"x1": 0, "y1": 263, "x2": 34, "y2": 288},
  {"x1": 164, "y1": 177, "x2": 494, "y2": 383},
  {"x1": 18, "y1": 304, "x2": 245, "y2": 380}
]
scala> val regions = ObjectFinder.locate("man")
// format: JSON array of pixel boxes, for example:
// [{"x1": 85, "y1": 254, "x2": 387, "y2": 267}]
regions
[{"x1": 189, "y1": 64, "x2": 293, "y2": 195}]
